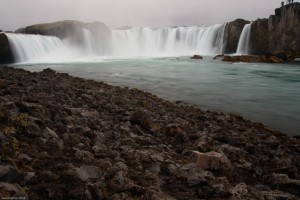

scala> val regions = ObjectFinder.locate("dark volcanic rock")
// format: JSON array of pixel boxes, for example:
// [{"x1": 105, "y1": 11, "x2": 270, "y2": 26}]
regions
[
  {"x1": 221, "y1": 53, "x2": 295, "y2": 63},
  {"x1": 0, "y1": 33, "x2": 14, "y2": 64},
  {"x1": 251, "y1": 3, "x2": 300, "y2": 55},
  {"x1": 224, "y1": 19, "x2": 250, "y2": 54},
  {"x1": 191, "y1": 55, "x2": 203, "y2": 59},
  {"x1": 250, "y1": 18, "x2": 270, "y2": 55},
  {"x1": 0, "y1": 67, "x2": 299, "y2": 199}
]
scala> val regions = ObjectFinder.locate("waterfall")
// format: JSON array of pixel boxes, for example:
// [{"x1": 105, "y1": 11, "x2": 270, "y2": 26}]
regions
[
  {"x1": 6, "y1": 33, "x2": 69, "y2": 63},
  {"x1": 111, "y1": 24, "x2": 228, "y2": 56},
  {"x1": 236, "y1": 24, "x2": 251, "y2": 55},
  {"x1": 82, "y1": 28, "x2": 95, "y2": 55},
  {"x1": 5, "y1": 24, "x2": 229, "y2": 63}
]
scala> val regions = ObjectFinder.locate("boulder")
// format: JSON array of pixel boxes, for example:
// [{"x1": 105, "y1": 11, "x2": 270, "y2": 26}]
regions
[
  {"x1": 191, "y1": 55, "x2": 203, "y2": 59},
  {"x1": 75, "y1": 165, "x2": 102, "y2": 182},
  {"x1": 192, "y1": 151, "x2": 232, "y2": 171},
  {"x1": 130, "y1": 109, "x2": 153, "y2": 131},
  {"x1": 0, "y1": 183, "x2": 28, "y2": 199}
]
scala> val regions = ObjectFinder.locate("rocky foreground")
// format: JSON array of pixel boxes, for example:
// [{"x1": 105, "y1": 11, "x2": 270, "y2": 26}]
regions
[{"x1": 0, "y1": 67, "x2": 299, "y2": 199}]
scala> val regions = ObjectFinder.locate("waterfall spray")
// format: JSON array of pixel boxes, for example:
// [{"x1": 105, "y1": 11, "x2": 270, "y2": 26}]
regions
[{"x1": 6, "y1": 23, "x2": 229, "y2": 63}]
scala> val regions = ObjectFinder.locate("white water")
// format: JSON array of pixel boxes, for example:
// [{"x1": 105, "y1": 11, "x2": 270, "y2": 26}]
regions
[
  {"x1": 5, "y1": 33, "x2": 87, "y2": 63},
  {"x1": 111, "y1": 24, "x2": 228, "y2": 56},
  {"x1": 6, "y1": 24, "x2": 228, "y2": 63},
  {"x1": 236, "y1": 24, "x2": 251, "y2": 55},
  {"x1": 82, "y1": 28, "x2": 95, "y2": 55}
]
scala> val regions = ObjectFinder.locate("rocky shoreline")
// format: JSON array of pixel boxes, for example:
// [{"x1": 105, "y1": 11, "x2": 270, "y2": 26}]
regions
[{"x1": 0, "y1": 67, "x2": 299, "y2": 199}]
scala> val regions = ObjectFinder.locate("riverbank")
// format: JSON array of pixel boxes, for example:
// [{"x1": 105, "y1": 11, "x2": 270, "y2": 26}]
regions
[{"x1": 0, "y1": 67, "x2": 299, "y2": 199}]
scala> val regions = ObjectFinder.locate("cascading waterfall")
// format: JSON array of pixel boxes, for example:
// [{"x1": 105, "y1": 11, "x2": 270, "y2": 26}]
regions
[
  {"x1": 82, "y1": 28, "x2": 95, "y2": 55},
  {"x1": 111, "y1": 24, "x2": 228, "y2": 56},
  {"x1": 6, "y1": 33, "x2": 65, "y2": 63},
  {"x1": 236, "y1": 24, "x2": 251, "y2": 55},
  {"x1": 6, "y1": 23, "x2": 229, "y2": 63}
]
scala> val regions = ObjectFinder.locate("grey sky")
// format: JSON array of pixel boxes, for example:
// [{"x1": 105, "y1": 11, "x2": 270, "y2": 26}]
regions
[{"x1": 0, "y1": 0, "x2": 290, "y2": 31}]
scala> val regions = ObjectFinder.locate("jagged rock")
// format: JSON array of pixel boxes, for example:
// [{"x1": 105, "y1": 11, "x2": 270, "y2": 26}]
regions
[
  {"x1": 42, "y1": 68, "x2": 56, "y2": 74},
  {"x1": 75, "y1": 165, "x2": 102, "y2": 182},
  {"x1": 0, "y1": 183, "x2": 28, "y2": 199},
  {"x1": 0, "y1": 165, "x2": 22, "y2": 183},
  {"x1": 264, "y1": 173, "x2": 300, "y2": 196},
  {"x1": 192, "y1": 151, "x2": 232, "y2": 171},
  {"x1": 177, "y1": 163, "x2": 215, "y2": 186},
  {"x1": 109, "y1": 193, "x2": 130, "y2": 200},
  {"x1": 22, "y1": 172, "x2": 35, "y2": 185},
  {"x1": 130, "y1": 109, "x2": 153, "y2": 130},
  {"x1": 230, "y1": 183, "x2": 249, "y2": 199},
  {"x1": 42, "y1": 127, "x2": 59, "y2": 139},
  {"x1": 16, "y1": 154, "x2": 33, "y2": 163}
]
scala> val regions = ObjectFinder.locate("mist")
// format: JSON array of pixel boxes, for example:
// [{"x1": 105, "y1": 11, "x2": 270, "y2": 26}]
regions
[{"x1": 0, "y1": 0, "x2": 288, "y2": 31}]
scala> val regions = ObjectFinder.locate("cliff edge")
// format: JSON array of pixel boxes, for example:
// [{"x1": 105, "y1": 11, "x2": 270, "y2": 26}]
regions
[{"x1": 251, "y1": 3, "x2": 300, "y2": 55}]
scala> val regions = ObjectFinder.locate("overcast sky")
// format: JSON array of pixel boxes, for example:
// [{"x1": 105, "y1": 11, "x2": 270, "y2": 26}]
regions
[{"x1": 0, "y1": 0, "x2": 292, "y2": 31}]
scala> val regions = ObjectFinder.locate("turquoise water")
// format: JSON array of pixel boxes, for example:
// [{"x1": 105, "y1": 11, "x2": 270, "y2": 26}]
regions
[{"x1": 9, "y1": 57, "x2": 300, "y2": 135}]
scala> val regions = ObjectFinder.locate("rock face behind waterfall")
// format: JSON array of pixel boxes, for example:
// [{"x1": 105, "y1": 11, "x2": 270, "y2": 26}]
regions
[
  {"x1": 0, "y1": 33, "x2": 14, "y2": 64},
  {"x1": 16, "y1": 20, "x2": 110, "y2": 40},
  {"x1": 250, "y1": 19, "x2": 269, "y2": 55},
  {"x1": 16, "y1": 20, "x2": 112, "y2": 54},
  {"x1": 251, "y1": 3, "x2": 300, "y2": 55},
  {"x1": 224, "y1": 19, "x2": 250, "y2": 54},
  {"x1": 269, "y1": 3, "x2": 300, "y2": 55}
]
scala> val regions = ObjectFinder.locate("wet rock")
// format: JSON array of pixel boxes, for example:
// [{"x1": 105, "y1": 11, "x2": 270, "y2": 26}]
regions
[
  {"x1": 191, "y1": 55, "x2": 203, "y2": 59},
  {"x1": 42, "y1": 68, "x2": 56, "y2": 74},
  {"x1": 192, "y1": 151, "x2": 232, "y2": 171}
]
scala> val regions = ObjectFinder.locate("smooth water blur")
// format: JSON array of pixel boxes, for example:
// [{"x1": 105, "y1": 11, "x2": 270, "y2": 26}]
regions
[{"x1": 9, "y1": 57, "x2": 300, "y2": 135}]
